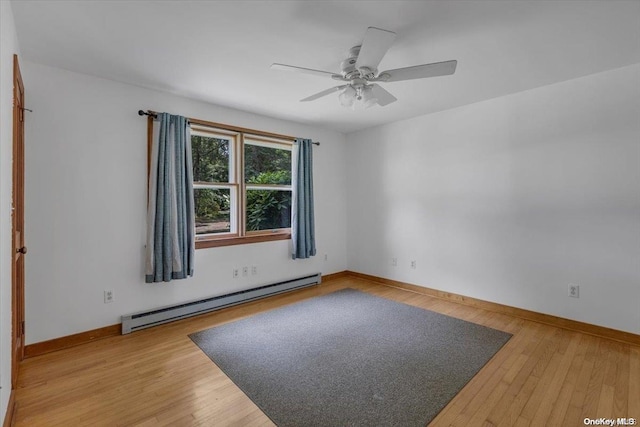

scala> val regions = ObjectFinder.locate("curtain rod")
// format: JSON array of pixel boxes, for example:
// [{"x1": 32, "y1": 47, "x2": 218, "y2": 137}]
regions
[{"x1": 138, "y1": 110, "x2": 320, "y2": 146}]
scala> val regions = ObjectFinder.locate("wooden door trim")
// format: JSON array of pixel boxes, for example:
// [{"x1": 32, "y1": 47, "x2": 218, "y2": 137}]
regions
[
  {"x1": 1, "y1": 390, "x2": 15, "y2": 427},
  {"x1": 11, "y1": 53, "x2": 25, "y2": 389}
]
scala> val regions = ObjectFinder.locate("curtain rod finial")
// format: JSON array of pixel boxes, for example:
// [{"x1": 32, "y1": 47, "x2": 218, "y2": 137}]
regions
[{"x1": 138, "y1": 110, "x2": 146, "y2": 116}]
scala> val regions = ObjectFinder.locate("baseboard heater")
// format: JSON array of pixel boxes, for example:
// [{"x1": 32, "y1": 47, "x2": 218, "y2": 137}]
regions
[{"x1": 121, "y1": 273, "x2": 321, "y2": 334}]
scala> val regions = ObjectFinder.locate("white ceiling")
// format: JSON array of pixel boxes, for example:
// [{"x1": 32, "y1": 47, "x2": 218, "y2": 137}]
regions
[{"x1": 10, "y1": 0, "x2": 640, "y2": 133}]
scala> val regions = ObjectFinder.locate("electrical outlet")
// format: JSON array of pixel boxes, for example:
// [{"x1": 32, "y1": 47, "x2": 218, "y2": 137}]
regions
[
  {"x1": 392, "y1": 258, "x2": 397, "y2": 267},
  {"x1": 568, "y1": 284, "x2": 579, "y2": 298},
  {"x1": 242, "y1": 266, "x2": 248, "y2": 277},
  {"x1": 324, "y1": 254, "x2": 328, "y2": 261},
  {"x1": 233, "y1": 268, "x2": 239, "y2": 278},
  {"x1": 410, "y1": 260, "x2": 416, "y2": 269},
  {"x1": 104, "y1": 290, "x2": 114, "y2": 304},
  {"x1": 251, "y1": 265, "x2": 257, "y2": 275}
]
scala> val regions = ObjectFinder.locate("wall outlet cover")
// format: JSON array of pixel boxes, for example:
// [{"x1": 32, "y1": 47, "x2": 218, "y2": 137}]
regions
[
  {"x1": 568, "y1": 284, "x2": 580, "y2": 298},
  {"x1": 104, "y1": 290, "x2": 114, "y2": 303}
]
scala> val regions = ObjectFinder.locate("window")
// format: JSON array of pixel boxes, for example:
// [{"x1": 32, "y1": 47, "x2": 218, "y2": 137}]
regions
[
  {"x1": 244, "y1": 137, "x2": 292, "y2": 232},
  {"x1": 191, "y1": 125, "x2": 292, "y2": 248}
]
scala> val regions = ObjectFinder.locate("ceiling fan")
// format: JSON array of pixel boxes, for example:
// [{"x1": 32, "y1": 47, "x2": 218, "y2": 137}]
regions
[{"x1": 271, "y1": 27, "x2": 457, "y2": 108}]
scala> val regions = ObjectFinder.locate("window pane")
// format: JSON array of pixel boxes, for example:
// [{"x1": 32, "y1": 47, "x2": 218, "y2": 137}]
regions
[
  {"x1": 244, "y1": 144, "x2": 291, "y2": 185},
  {"x1": 246, "y1": 189, "x2": 291, "y2": 231},
  {"x1": 194, "y1": 188, "x2": 232, "y2": 234},
  {"x1": 192, "y1": 135, "x2": 230, "y2": 183}
]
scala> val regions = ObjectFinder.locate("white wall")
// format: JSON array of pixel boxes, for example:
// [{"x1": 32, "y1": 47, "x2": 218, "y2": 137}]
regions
[
  {"x1": 347, "y1": 64, "x2": 640, "y2": 334},
  {"x1": 16, "y1": 50, "x2": 640, "y2": 348},
  {"x1": 0, "y1": 0, "x2": 20, "y2": 420},
  {"x1": 21, "y1": 62, "x2": 347, "y2": 344}
]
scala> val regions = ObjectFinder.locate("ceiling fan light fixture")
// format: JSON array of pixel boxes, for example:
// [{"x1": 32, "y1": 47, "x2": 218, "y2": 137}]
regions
[
  {"x1": 338, "y1": 85, "x2": 378, "y2": 109},
  {"x1": 361, "y1": 85, "x2": 378, "y2": 109},
  {"x1": 339, "y1": 85, "x2": 357, "y2": 107}
]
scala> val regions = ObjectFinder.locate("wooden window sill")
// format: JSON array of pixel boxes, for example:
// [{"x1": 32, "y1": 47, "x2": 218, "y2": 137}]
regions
[{"x1": 195, "y1": 233, "x2": 291, "y2": 249}]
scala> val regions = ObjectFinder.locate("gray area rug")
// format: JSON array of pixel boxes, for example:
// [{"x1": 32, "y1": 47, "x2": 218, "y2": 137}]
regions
[{"x1": 189, "y1": 288, "x2": 512, "y2": 426}]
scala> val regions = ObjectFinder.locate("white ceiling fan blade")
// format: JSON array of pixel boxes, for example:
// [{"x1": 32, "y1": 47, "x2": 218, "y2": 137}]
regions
[
  {"x1": 300, "y1": 85, "x2": 348, "y2": 102},
  {"x1": 370, "y1": 84, "x2": 397, "y2": 106},
  {"x1": 379, "y1": 60, "x2": 457, "y2": 83},
  {"x1": 271, "y1": 63, "x2": 340, "y2": 79},
  {"x1": 355, "y1": 27, "x2": 396, "y2": 71}
]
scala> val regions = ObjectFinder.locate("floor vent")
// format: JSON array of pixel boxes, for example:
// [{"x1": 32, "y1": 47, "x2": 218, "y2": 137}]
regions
[{"x1": 121, "y1": 273, "x2": 321, "y2": 334}]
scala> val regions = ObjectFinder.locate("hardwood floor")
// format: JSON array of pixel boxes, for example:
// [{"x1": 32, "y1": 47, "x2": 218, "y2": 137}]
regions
[{"x1": 14, "y1": 276, "x2": 640, "y2": 426}]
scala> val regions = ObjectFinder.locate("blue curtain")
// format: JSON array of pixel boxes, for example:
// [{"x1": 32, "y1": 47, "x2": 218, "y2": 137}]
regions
[
  {"x1": 292, "y1": 138, "x2": 316, "y2": 259},
  {"x1": 145, "y1": 113, "x2": 195, "y2": 282}
]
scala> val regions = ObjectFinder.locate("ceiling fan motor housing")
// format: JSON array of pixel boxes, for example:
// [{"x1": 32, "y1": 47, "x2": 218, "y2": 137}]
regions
[
  {"x1": 341, "y1": 45, "x2": 379, "y2": 80},
  {"x1": 341, "y1": 59, "x2": 358, "y2": 79},
  {"x1": 341, "y1": 45, "x2": 363, "y2": 79}
]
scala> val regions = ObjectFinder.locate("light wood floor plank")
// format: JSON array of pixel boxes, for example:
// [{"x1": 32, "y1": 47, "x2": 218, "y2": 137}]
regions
[
  {"x1": 13, "y1": 276, "x2": 639, "y2": 427},
  {"x1": 562, "y1": 334, "x2": 600, "y2": 425},
  {"x1": 492, "y1": 325, "x2": 560, "y2": 426},
  {"x1": 630, "y1": 346, "x2": 640, "y2": 414},
  {"x1": 544, "y1": 334, "x2": 590, "y2": 425},
  {"x1": 582, "y1": 340, "x2": 609, "y2": 418},
  {"x1": 529, "y1": 332, "x2": 581, "y2": 426},
  {"x1": 612, "y1": 344, "x2": 630, "y2": 416}
]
